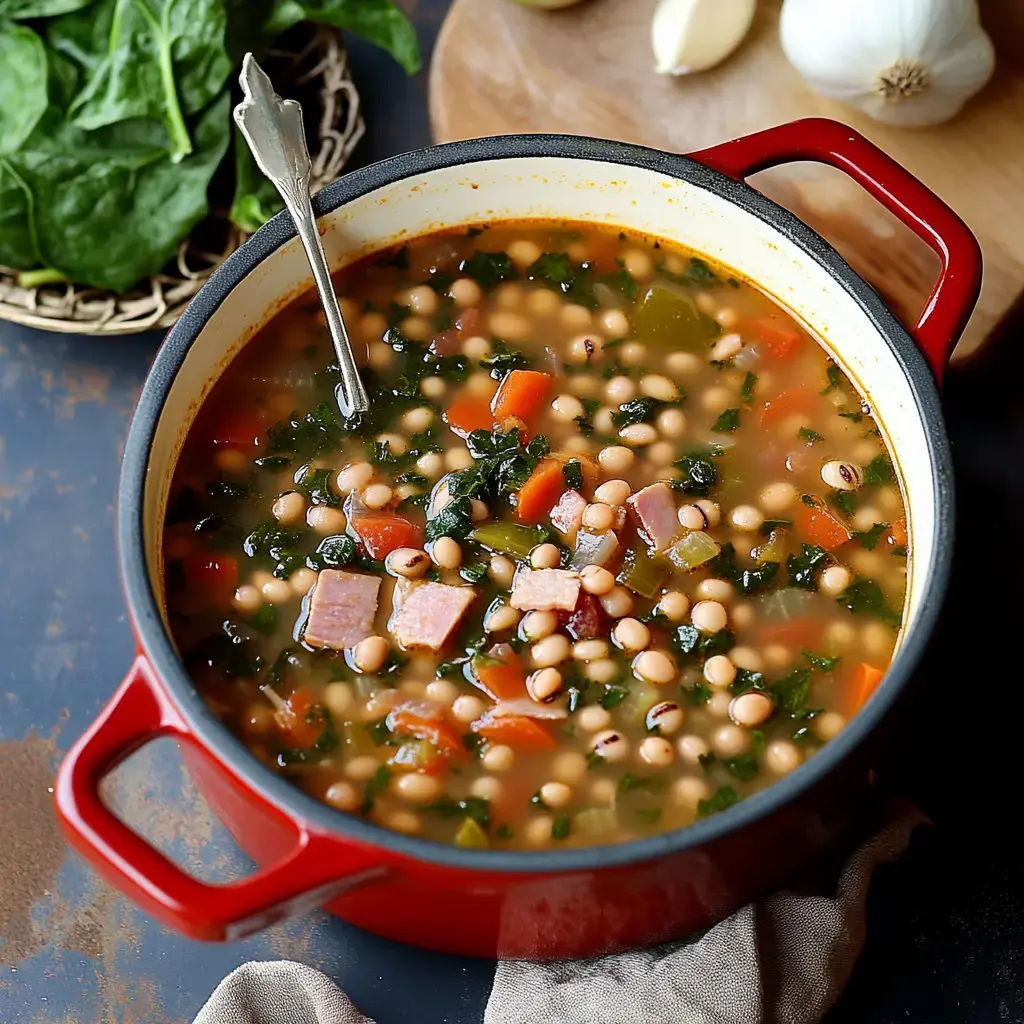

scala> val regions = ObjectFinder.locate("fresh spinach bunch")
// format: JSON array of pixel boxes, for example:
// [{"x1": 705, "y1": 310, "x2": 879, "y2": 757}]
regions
[{"x1": 0, "y1": 0, "x2": 419, "y2": 291}]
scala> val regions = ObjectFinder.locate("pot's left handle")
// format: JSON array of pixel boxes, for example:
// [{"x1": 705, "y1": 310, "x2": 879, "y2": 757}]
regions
[
  {"x1": 55, "y1": 656, "x2": 385, "y2": 941},
  {"x1": 688, "y1": 117, "x2": 982, "y2": 386}
]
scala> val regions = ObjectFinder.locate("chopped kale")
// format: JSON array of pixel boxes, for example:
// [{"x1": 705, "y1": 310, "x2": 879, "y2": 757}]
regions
[
  {"x1": 266, "y1": 646, "x2": 303, "y2": 686},
  {"x1": 681, "y1": 680, "x2": 713, "y2": 705},
  {"x1": 740, "y1": 371, "x2": 758, "y2": 403},
  {"x1": 711, "y1": 408, "x2": 741, "y2": 433},
  {"x1": 306, "y1": 534, "x2": 356, "y2": 571},
  {"x1": 723, "y1": 753, "x2": 759, "y2": 782},
  {"x1": 618, "y1": 772, "x2": 668, "y2": 794},
  {"x1": 836, "y1": 578, "x2": 902, "y2": 626},
  {"x1": 671, "y1": 446, "x2": 722, "y2": 497},
  {"x1": 697, "y1": 785, "x2": 740, "y2": 817},
  {"x1": 821, "y1": 364, "x2": 843, "y2": 394},
  {"x1": 480, "y1": 339, "x2": 534, "y2": 377},
  {"x1": 710, "y1": 542, "x2": 779, "y2": 594},
  {"x1": 360, "y1": 765, "x2": 393, "y2": 815},
  {"x1": 249, "y1": 604, "x2": 277, "y2": 636},
  {"x1": 424, "y1": 795, "x2": 491, "y2": 828},
  {"x1": 573, "y1": 397, "x2": 601, "y2": 437},
  {"x1": 254, "y1": 455, "x2": 291, "y2": 471},
  {"x1": 828, "y1": 489, "x2": 857, "y2": 518},
  {"x1": 802, "y1": 650, "x2": 841, "y2": 672},
  {"x1": 268, "y1": 401, "x2": 343, "y2": 458},
  {"x1": 611, "y1": 395, "x2": 682, "y2": 429},
  {"x1": 527, "y1": 252, "x2": 597, "y2": 308},
  {"x1": 684, "y1": 257, "x2": 718, "y2": 284},
  {"x1": 552, "y1": 815, "x2": 571, "y2": 840},
  {"x1": 673, "y1": 625, "x2": 735, "y2": 659},
  {"x1": 459, "y1": 251, "x2": 518, "y2": 288},
  {"x1": 798, "y1": 427, "x2": 824, "y2": 443},
  {"x1": 770, "y1": 668, "x2": 812, "y2": 714},
  {"x1": 729, "y1": 668, "x2": 767, "y2": 696},
  {"x1": 425, "y1": 497, "x2": 475, "y2": 542},
  {"x1": 563, "y1": 459, "x2": 585, "y2": 490},
  {"x1": 585, "y1": 750, "x2": 605, "y2": 770},
  {"x1": 600, "y1": 683, "x2": 630, "y2": 709},
  {"x1": 367, "y1": 718, "x2": 395, "y2": 746},
  {"x1": 496, "y1": 824, "x2": 514, "y2": 839},
  {"x1": 786, "y1": 543, "x2": 829, "y2": 590},
  {"x1": 278, "y1": 705, "x2": 339, "y2": 767},
  {"x1": 852, "y1": 522, "x2": 889, "y2": 550},
  {"x1": 460, "y1": 561, "x2": 490, "y2": 584},
  {"x1": 838, "y1": 410, "x2": 864, "y2": 423},
  {"x1": 299, "y1": 466, "x2": 341, "y2": 507},
  {"x1": 603, "y1": 264, "x2": 638, "y2": 301},
  {"x1": 863, "y1": 454, "x2": 895, "y2": 486}
]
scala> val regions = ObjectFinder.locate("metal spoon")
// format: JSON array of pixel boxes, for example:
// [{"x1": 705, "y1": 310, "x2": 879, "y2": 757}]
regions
[{"x1": 233, "y1": 52, "x2": 369, "y2": 418}]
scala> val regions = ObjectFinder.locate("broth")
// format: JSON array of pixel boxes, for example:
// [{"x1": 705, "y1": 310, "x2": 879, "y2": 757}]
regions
[{"x1": 164, "y1": 222, "x2": 909, "y2": 850}]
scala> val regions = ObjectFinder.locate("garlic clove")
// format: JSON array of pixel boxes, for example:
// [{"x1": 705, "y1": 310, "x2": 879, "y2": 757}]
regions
[{"x1": 651, "y1": 0, "x2": 756, "y2": 76}]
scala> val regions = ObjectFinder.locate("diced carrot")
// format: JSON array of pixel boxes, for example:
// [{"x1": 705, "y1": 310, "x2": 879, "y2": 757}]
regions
[
  {"x1": 794, "y1": 500, "x2": 852, "y2": 550},
  {"x1": 183, "y1": 552, "x2": 238, "y2": 604},
  {"x1": 514, "y1": 458, "x2": 567, "y2": 523},
  {"x1": 585, "y1": 233, "x2": 625, "y2": 273},
  {"x1": 388, "y1": 707, "x2": 466, "y2": 760},
  {"x1": 207, "y1": 410, "x2": 264, "y2": 448},
  {"x1": 353, "y1": 513, "x2": 424, "y2": 560},
  {"x1": 890, "y1": 518, "x2": 908, "y2": 547},
  {"x1": 849, "y1": 662, "x2": 885, "y2": 713},
  {"x1": 443, "y1": 386, "x2": 496, "y2": 438},
  {"x1": 472, "y1": 644, "x2": 528, "y2": 701},
  {"x1": 749, "y1": 316, "x2": 804, "y2": 360},
  {"x1": 491, "y1": 370, "x2": 552, "y2": 426},
  {"x1": 755, "y1": 618, "x2": 823, "y2": 651},
  {"x1": 278, "y1": 688, "x2": 323, "y2": 748},
  {"x1": 758, "y1": 388, "x2": 819, "y2": 429},
  {"x1": 472, "y1": 715, "x2": 557, "y2": 750}
]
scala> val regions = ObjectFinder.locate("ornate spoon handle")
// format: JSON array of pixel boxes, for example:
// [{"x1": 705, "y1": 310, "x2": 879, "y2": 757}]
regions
[{"x1": 233, "y1": 53, "x2": 369, "y2": 417}]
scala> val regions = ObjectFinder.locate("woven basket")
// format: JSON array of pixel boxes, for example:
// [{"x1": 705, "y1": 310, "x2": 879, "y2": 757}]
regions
[{"x1": 0, "y1": 26, "x2": 364, "y2": 337}]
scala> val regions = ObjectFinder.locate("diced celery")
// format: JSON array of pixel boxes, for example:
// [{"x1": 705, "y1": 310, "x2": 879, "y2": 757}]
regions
[
  {"x1": 470, "y1": 522, "x2": 548, "y2": 559},
  {"x1": 666, "y1": 531, "x2": 721, "y2": 571},
  {"x1": 573, "y1": 806, "x2": 619, "y2": 838},
  {"x1": 454, "y1": 816, "x2": 490, "y2": 848},
  {"x1": 633, "y1": 282, "x2": 715, "y2": 350},
  {"x1": 617, "y1": 546, "x2": 670, "y2": 598},
  {"x1": 752, "y1": 528, "x2": 789, "y2": 564}
]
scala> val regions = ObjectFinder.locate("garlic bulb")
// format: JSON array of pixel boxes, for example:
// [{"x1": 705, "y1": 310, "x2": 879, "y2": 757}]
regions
[
  {"x1": 780, "y1": 0, "x2": 995, "y2": 126},
  {"x1": 652, "y1": 0, "x2": 756, "y2": 76}
]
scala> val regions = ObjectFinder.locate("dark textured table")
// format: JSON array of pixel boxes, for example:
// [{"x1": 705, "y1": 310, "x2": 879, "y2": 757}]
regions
[{"x1": 2, "y1": 6, "x2": 1023, "y2": 1022}]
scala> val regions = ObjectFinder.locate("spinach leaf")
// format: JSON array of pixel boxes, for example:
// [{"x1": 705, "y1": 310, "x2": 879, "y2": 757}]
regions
[
  {"x1": 424, "y1": 795, "x2": 490, "y2": 828},
  {"x1": 862, "y1": 454, "x2": 895, "y2": 486},
  {"x1": 673, "y1": 625, "x2": 735, "y2": 660},
  {"x1": 480, "y1": 339, "x2": 533, "y2": 377},
  {"x1": 527, "y1": 251, "x2": 597, "y2": 308},
  {"x1": 711, "y1": 408, "x2": 740, "y2": 433},
  {"x1": 612, "y1": 393, "x2": 683, "y2": 429},
  {"x1": 709, "y1": 542, "x2": 779, "y2": 594},
  {"x1": 786, "y1": 543, "x2": 828, "y2": 590},
  {"x1": 697, "y1": 785, "x2": 739, "y2": 817},
  {"x1": 836, "y1": 578, "x2": 901, "y2": 626},
  {"x1": 798, "y1": 427, "x2": 824, "y2": 443},
  {"x1": 459, "y1": 250, "x2": 518, "y2": 289},
  {"x1": 852, "y1": 522, "x2": 888, "y2": 550},
  {"x1": 264, "y1": 0, "x2": 422, "y2": 74},
  {"x1": 740, "y1": 371, "x2": 757, "y2": 403},
  {"x1": 671, "y1": 445, "x2": 722, "y2": 497},
  {"x1": 48, "y1": 0, "x2": 232, "y2": 160},
  {"x1": 770, "y1": 667, "x2": 812, "y2": 714},
  {"x1": 0, "y1": 21, "x2": 48, "y2": 152}
]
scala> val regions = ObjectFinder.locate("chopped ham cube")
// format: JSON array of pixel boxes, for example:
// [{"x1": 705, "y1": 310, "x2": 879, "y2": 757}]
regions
[
  {"x1": 550, "y1": 489, "x2": 586, "y2": 542},
  {"x1": 304, "y1": 570, "x2": 380, "y2": 650},
  {"x1": 628, "y1": 482, "x2": 681, "y2": 551},
  {"x1": 565, "y1": 592, "x2": 603, "y2": 640},
  {"x1": 510, "y1": 568, "x2": 581, "y2": 612},
  {"x1": 391, "y1": 581, "x2": 476, "y2": 650}
]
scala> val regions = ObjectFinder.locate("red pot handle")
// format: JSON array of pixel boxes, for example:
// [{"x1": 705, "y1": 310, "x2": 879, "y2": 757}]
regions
[
  {"x1": 688, "y1": 117, "x2": 982, "y2": 386},
  {"x1": 54, "y1": 656, "x2": 385, "y2": 941}
]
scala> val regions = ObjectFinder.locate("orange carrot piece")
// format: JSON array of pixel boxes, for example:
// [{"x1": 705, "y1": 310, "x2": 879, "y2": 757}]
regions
[
  {"x1": 849, "y1": 662, "x2": 885, "y2": 712},
  {"x1": 388, "y1": 707, "x2": 466, "y2": 760},
  {"x1": 491, "y1": 370, "x2": 552, "y2": 426},
  {"x1": 472, "y1": 715, "x2": 557, "y2": 750},
  {"x1": 443, "y1": 387, "x2": 496, "y2": 437},
  {"x1": 749, "y1": 316, "x2": 804, "y2": 360},
  {"x1": 353, "y1": 513, "x2": 424, "y2": 560},
  {"x1": 794, "y1": 500, "x2": 852, "y2": 550},
  {"x1": 472, "y1": 644, "x2": 528, "y2": 702},
  {"x1": 514, "y1": 457, "x2": 567, "y2": 523},
  {"x1": 758, "y1": 388, "x2": 819, "y2": 429},
  {"x1": 277, "y1": 688, "x2": 323, "y2": 748},
  {"x1": 890, "y1": 518, "x2": 908, "y2": 547}
]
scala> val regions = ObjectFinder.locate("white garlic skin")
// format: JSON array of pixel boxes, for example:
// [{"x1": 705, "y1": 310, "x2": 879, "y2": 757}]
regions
[
  {"x1": 780, "y1": 0, "x2": 995, "y2": 127},
  {"x1": 652, "y1": 0, "x2": 756, "y2": 76}
]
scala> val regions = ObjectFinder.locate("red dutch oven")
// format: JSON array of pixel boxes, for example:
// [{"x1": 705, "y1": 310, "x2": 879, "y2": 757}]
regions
[{"x1": 55, "y1": 119, "x2": 980, "y2": 958}]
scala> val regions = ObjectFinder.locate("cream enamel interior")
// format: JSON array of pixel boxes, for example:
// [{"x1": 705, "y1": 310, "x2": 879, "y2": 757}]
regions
[{"x1": 143, "y1": 155, "x2": 932, "y2": 647}]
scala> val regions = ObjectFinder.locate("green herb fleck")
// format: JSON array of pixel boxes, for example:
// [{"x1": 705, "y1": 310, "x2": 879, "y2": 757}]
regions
[
  {"x1": 563, "y1": 459, "x2": 584, "y2": 491},
  {"x1": 852, "y1": 522, "x2": 889, "y2": 550},
  {"x1": 552, "y1": 815, "x2": 571, "y2": 840},
  {"x1": 698, "y1": 785, "x2": 740, "y2": 817},
  {"x1": 863, "y1": 454, "x2": 895, "y2": 486},
  {"x1": 711, "y1": 408, "x2": 741, "y2": 433},
  {"x1": 798, "y1": 427, "x2": 824, "y2": 443},
  {"x1": 740, "y1": 371, "x2": 758, "y2": 403}
]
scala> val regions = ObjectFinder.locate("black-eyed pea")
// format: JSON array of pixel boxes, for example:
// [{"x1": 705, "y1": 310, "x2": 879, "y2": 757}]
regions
[
  {"x1": 819, "y1": 564, "x2": 851, "y2": 596},
  {"x1": 531, "y1": 638, "x2": 570, "y2": 672},
  {"x1": 449, "y1": 277, "x2": 482, "y2": 307},
  {"x1": 507, "y1": 239, "x2": 542, "y2": 269},
  {"x1": 764, "y1": 739, "x2": 801, "y2": 775},
  {"x1": 470, "y1": 499, "x2": 489, "y2": 522},
  {"x1": 706, "y1": 691, "x2": 732, "y2": 718},
  {"x1": 729, "y1": 646, "x2": 764, "y2": 672},
  {"x1": 606, "y1": 373, "x2": 636, "y2": 404},
  {"x1": 622, "y1": 249, "x2": 653, "y2": 278},
  {"x1": 336, "y1": 461, "x2": 375, "y2": 494},
  {"x1": 551, "y1": 394, "x2": 585, "y2": 422},
  {"x1": 567, "y1": 332, "x2": 604, "y2": 363},
  {"x1": 393, "y1": 772, "x2": 444, "y2": 804},
  {"x1": 307, "y1": 505, "x2": 347, "y2": 535},
  {"x1": 573, "y1": 639, "x2": 609, "y2": 661},
  {"x1": 711, "y1": 333, "x2": 743, "y2": 362},
  {"x1": 599, "y1": 585, "x2": 634, "y2": 619},
  {"x1": 552, "y1": 751, "x2": 588, "y2": 784},
  {"x1": 591, "y1": 729, "x2": 629, "y2": 763},
  {"x1": 619, "y1": 422, "x2": 658, "y2": 446},
  {"x1": 482, "y1": 744, "x2": 515, "y2": 772},
  {"x1": 445, "y1": 447, "x2": 474, "y2": 472},
  {"x1": 527, "y1": 667, "x2": 564, "y2": 702},
  {"x1": 639, "y1": 736, "x2": 675, "y2": 766},
  {"x1": 345, "y1": 755, "x2": 381, "y2": 781},
  {"x1": 672, "y1": 776, "x2": 711, "y2": 811},
  {"x1": 658, "y1": 591, "x2": 690, "y2": 621},
  {"x1": 233, "y1": 584, "x2": 262, "y2": 614},
  {"x1": 385, "y1": 810, "x2": 422, "y2": 835},
  {"x1": 470, "y1": 776, "x2": 503, "y2": 801},
  {"x1": 715, "y1": 307, "x2": 740, "y2": 329},
  {"x1": 597, "y1": 445, "x2": 635, "y2": 474},
  {"x1": 666, "y1": 351, "x2": 703, "y2": 377},
  {"x1": 646, "y1": 441, "x2": 676, "y2": 466},
  {"x1": 676, "y1": 733, "x2": 710, "y2": 766},
  {"x1": 420, "y1": 375, "x2": 446, "y2": 400},
  {"x1": 485, "y1": 601, "x2": 521, "y2": 633},
  {"x1": 639, "y1": 374, "x2": 679, "y2": 402},
  {"x1": 425, "y1": 679, "x2": 460, "y2": 704},
  {"x1": 585, "y1": 658, "x2": 619, "y2": 683},
  {"x1": 612, "y1": 617, "x2": 651, "y2": 652},
  {"x1": 363, "y1": 688, "x2": 400, "y2": 720},
  {"x1": 730, "y1": 603, "x2": 755, "y2": 629},
  {"x1": 694, "y1": 577, "x2": 734, "y2": 603},
  {"x1": 691, "y1": 600, "x2": 728, "y2": 633},
  {"x1": 431, "y1": 536, "x2": 463, "y2": 570},
  {"x1": 813, "y1": 710, "x2": 847, "y2": 741},
  {"x1": 711, "y1": 723, "x2": 751, "y2": 757},
  {"x1": 323, "y1": 681, "x2": 354, "y2": 719},
  {"x1": 241, "y1": 703, "x2": 275, "y2": 739},
  {"x1": 632, "y1": 649, "x2": 676, "y2": 684},
  {"x1": 588, "y1": 777, "x2": 617, "y2": 804},
  {"x1": 520, "y1": 609, "x2": 558, "y2": 641},
  {"x1": 729, "y1": 691, "x2": 774, "y2": 727},
  {"x1": 580, "y1": 565, "x2": 616, "y2": 596},
  {"x1": 214, "y1": 448, "x2": 248, "y2": 475},
  {"x1": 376, "y1": 432, "x2": 407, "y2": 457},
  {"x1": 260, "y1": 577, "x2": 292, "y2": 605},
  {"x1": 729, "y1": 504, "x2": 764, "y2": 531},
  {"x1": 599, "y1": 308, "x2": 630, "y2": 338},
  {"x1": 703, "y1": 654, "x2": 736, "y2": 689},
  {"x1": 862, "y1": 622, "x2": 891, "y2": 657},
  {"x1": 452, "y1": 694, "x2": 486, "y2": 723},
  {"x1": 415, "y1": 452, "x2": 445, "y2": 480},
  {"x1": 529, "y1": 543, "x2": 561, "y2": 569},
  {"x1": 528, "y1": 289, "x2": 561, "y2": 315},
  {"x1": 762, "y1": 644, "x2": 793, "y2": 669},
  {"x1": 577, "y1": 705, "x2": 612, "y2": 732},
  {"x1": 489, "y1": 553, "x2": 515, "y2": 589},
  {"x1": 272, "y1": 490, "x2": 306, "y2": 524},
  {"x1": 646, "y1": 701, "x2": 684, "y2": 734},
  {"x1": 821, "y1": 460, "x2": 862, "y2": 491},
  {"x1": 401, "y1": 406, "x2": 435, "y2": 433},
  {"x1": 701, "y1": 385, "x2": 732, "y2": 414},
  {"x1": 594, "y1": 479, "x2": 631, "y2": 506},
  {"x1": 524, "y1": 815, "x2": 555, "y2": 847},
  {"x1": 759, "y1": 481, "x2": 797, "y2": 513},
  {"x1": 325, "y1": 781, "x2": 361, "y2": 812},
  {"x1": 290, "y1": 567, "x2": 318, "y2": 597},
  {"x1": 695, "y1": 499, "x2": 721, "y2": 527},
  {"x1": 358, "y1": 310, "x2": 387, "y2": 343},
  {"x1": 539, "y1": 781, "x2": 573, "y2": 809},
  {"x1": 387, "y1": 547, "x2": 431, "y2": 579},
  {"x1": 852, "y1": 506, "x2": 884, "y2": 533},
  {"x1": 353, "y1": 635, "x2": 389, "y2": 674},
  {"x1": 656, "y1": 407, "x2": 687, "y2": 438}
]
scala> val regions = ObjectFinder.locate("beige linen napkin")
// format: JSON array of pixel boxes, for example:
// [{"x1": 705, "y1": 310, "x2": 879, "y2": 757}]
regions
[{"x1": 194, "y1": 804, "x2": 925, "y2": 1024}]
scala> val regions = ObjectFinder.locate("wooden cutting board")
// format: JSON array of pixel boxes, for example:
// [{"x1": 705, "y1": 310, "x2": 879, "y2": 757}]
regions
[{"x1": 429, "y1": 0, "x2": 1024, "y2": 361}]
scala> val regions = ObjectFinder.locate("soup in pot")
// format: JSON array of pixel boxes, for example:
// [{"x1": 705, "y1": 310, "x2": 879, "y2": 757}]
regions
[{"x1": 164, "y1": 222, "x2": 909, "y2": 850}]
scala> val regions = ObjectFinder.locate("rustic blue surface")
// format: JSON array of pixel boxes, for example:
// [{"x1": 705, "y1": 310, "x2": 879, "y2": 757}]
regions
[{"x1": 2, "y1": 4, "x2": 1023, "y2": 1022}]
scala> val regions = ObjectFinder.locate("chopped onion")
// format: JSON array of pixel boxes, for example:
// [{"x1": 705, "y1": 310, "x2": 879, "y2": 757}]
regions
[
  {"x1": 757, "y1": 588, "x2": 814, "y2": 621},
  {"x1": 569, "y1": 529, "x2": 619, "y2": 569},
  {"x1": 732, "y1": 343, "x2": 761, "y2": 370},
  {"x1": 487, "y1": 699, "x2": 568, "y2": 720}
]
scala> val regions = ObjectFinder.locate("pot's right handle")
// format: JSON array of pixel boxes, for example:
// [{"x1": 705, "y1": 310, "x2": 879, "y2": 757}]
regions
[
  {"x1": 55, "y1": 655, "x2": 385, "y2": 941},
  {"x1": 688, "y1": 117, "x2": 982, "y2": 386}
]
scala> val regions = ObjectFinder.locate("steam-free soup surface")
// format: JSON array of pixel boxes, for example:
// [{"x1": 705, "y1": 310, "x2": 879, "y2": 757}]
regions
[{"x1": 165, "y1": 222, "x2": 909, "y2": 850}]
